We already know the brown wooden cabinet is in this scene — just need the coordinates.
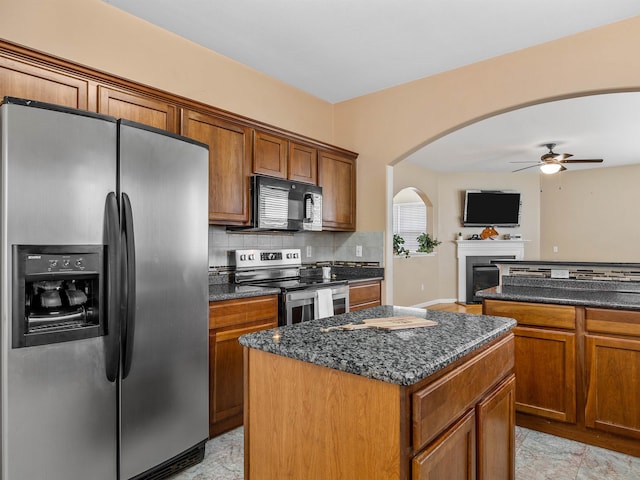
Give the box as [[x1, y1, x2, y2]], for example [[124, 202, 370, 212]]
[[97, 86, 179, 132], [208, 295, 278, 438], [349, 279, 382, 311], [484, 299, 640, 458], [252, 130, 287, 178], [0, 54, 88, 109], [0, 39, 358, 229], [477, 375, 516, 480], [245, 333, 515, 479], [412, 409, 477, 480], [182, 110, 252, 225], [483, 300, 577, 423], [318, 150, 356, 231], [288, 142, 317, 184], [585, 308, 640, 440]]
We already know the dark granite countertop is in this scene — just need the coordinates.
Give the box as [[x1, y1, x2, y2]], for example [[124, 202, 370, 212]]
[[208, 283, 280, 302], [238, 305, 516, 386], [490, 260, 640, 269], [477, 277, 640, 311]]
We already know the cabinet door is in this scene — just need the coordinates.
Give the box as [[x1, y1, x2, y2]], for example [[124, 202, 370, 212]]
[[513, 326, 576, 423], [477, 374, 515, 480], [253, 130, 287, 178], [182, 110, 252, 225], [585, 335, 640, 439], [318, 151, 356, 231], [349, 280, 382, 311], [413, 409, 477, 480], [0, 56, 88, 109], [288, 142, 317, 184], [97, 86, 178, 132], [209, 319, 276, 437]]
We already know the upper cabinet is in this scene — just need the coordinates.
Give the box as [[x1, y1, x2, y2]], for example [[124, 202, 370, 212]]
[[0, 53, 88, 109], [0, 40, 358, 230], [181, 110, 252, 225], [288, 142, 317, 184], [319, 151, 357, 231], [97, 86, 179, 133], [253, 130, 287, 179]]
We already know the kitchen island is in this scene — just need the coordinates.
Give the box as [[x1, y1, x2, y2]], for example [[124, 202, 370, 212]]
[[239, 305, 517, 479]]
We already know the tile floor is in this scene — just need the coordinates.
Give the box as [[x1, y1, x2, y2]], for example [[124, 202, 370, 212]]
[[171, 426, 640, 479]]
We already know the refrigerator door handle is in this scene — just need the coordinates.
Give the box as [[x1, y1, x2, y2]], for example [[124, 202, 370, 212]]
[[121, 192, 136, 380], [105, 192, 121, 382]]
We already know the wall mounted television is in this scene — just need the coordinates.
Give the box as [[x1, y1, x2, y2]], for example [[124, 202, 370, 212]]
[[463, 190, 521, 227]]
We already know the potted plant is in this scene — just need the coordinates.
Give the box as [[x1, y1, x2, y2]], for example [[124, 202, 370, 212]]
[[416, 233, 441, 253], [393, 234, 410, 258]]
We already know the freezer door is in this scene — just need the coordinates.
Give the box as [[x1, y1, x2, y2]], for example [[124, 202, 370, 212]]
[[0, 101, 118, 480], [118, 121, 209, 479]]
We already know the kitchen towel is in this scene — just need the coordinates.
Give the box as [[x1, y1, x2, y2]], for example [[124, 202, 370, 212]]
[[315, 288, 334, 319]]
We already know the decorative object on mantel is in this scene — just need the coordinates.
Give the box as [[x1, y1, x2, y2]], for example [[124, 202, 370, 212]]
[[457, 232, 463, 241], [416, 233, 441, 253], [393, 234, 410, 258], [480, 226, 499, 240]]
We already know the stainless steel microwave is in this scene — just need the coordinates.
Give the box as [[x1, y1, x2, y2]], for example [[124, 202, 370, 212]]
[[249, 175, 322, 231]]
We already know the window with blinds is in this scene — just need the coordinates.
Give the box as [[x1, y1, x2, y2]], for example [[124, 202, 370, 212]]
[[393, 202, 427, 253]]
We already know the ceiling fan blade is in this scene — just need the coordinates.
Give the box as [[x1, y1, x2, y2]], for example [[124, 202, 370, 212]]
[[560, 165, 567, 172], [560, 158, 604, 164], [509, 161, 539, 164], [512, 164, 541, 173]]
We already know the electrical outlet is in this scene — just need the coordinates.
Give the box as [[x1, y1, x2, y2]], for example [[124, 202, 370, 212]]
[[355, 245, 362, 257], [306, 245, 312, 257], [553, 246, 559, 253]]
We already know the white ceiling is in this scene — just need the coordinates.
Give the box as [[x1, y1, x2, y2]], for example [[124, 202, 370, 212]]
[[103, 0, 640, 173]]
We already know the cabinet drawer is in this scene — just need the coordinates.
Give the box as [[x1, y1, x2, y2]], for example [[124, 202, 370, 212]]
[[585, 308, 640, 337], [349, 280, 381, 306], [209, 295, 278, 329], [484, 299, 576, 329], [412, 334, 514, 451]]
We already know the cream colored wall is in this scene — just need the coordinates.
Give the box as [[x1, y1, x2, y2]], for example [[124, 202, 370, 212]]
[[334, 16, 640, 234], [540, 164, 640, 262], [0, 0, 334, 142], [394, 162, 540, 306], [392, 162, 440, 306]]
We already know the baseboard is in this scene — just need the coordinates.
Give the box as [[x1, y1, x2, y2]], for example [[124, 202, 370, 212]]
[[411, 298, 458, 308]]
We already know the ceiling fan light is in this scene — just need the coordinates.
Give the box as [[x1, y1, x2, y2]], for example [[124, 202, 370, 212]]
[[540, 163, 562, 174]]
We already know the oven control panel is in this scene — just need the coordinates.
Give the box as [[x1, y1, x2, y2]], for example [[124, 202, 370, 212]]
[[233, 249, 301, 268]]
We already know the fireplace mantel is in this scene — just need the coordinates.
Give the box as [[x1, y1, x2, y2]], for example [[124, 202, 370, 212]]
[[457, 240, 526, 303]]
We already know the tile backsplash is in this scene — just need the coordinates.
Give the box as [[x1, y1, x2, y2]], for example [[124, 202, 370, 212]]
[[208, 226, 384, 268]]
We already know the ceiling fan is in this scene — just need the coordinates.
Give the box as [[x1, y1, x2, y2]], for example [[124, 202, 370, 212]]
[[512, 143, 604, 174]]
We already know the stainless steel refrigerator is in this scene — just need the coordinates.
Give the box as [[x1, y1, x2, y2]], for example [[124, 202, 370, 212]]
[[0, 97, 209, 480]]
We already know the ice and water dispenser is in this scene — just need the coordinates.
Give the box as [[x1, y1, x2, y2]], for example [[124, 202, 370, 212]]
[[12, 245, 105, 348]]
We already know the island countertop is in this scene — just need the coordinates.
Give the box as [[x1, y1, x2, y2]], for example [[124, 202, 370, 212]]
[[238, 305, 516, 386]]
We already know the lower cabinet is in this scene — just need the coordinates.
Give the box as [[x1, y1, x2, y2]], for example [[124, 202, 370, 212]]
[[209, 295, 278, 438], [483, 300, 577, 423], [412, 409, 477, 480], [348, 279, 382, 311], [413, 374, 516, 480], [484, 299, 640, 457], [585, 308, 640, 440]]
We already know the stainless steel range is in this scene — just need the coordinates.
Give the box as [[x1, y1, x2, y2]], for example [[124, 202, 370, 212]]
[[233, 249, 349, 326]]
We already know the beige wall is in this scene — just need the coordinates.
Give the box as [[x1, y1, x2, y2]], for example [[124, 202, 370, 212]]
[[0, 0, 335, 142], [394, 162, 540, 306], [334, 16, 640, 235], [540, 164, 640, 262]]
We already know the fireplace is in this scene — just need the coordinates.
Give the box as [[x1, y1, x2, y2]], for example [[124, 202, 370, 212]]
[[465, 255, 514, 303], [456, 240, 526, 303]]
